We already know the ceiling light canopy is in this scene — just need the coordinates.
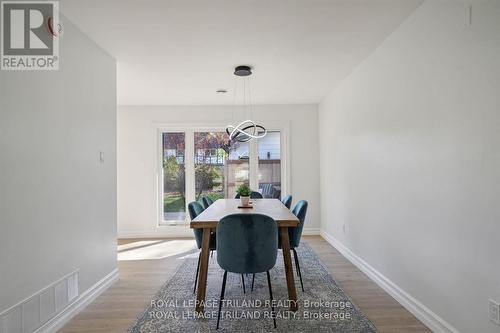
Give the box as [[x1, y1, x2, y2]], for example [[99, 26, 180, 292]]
[[234, 65, 252, 77]]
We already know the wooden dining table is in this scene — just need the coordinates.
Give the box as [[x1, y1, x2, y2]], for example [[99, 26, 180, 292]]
[[190, 198, 300, 313]]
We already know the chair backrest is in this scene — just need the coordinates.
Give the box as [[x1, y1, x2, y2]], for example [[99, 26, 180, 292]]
[[217, 214, 278, 274], [281, 195, 293, 209], [289, 200, 308, 248], [202, 196, 213, 208], [234, 191, 263, 199], [251, 191, 263, 199], [188, 201, 205, 249]]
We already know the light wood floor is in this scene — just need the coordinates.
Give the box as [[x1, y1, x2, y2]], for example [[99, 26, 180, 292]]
[[59, 236, 430, 333]]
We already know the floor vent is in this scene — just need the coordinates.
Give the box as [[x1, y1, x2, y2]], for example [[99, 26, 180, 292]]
[[0, 270, 79, 333]]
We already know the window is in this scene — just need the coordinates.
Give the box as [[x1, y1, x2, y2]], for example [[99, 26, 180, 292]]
[[194, 132, 229, 206], [162, 132, 186, 222], [258, 131, 281, 198], [159, 127, 286, 224], [227, 140, 250, 198]]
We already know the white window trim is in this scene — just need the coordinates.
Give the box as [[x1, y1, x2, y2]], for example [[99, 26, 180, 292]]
[[155, 122, 290, 226]]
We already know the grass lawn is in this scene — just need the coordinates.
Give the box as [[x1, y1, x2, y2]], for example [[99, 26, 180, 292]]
[[164, 193, 185, 212], [196, 191, 224, 205], [164, 191, 225, 212]]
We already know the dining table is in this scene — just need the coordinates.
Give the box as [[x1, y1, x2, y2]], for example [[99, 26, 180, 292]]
[[190, 198, 300, 313]]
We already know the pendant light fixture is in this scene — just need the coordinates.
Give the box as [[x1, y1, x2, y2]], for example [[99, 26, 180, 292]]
[[225, 65, 267, 143]]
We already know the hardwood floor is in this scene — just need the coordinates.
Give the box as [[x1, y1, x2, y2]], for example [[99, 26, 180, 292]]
[[58, 236, 430, 333], [306, 236, 430, 333]]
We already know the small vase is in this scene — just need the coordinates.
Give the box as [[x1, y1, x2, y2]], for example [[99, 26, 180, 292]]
[[240, 196, 250, 206]]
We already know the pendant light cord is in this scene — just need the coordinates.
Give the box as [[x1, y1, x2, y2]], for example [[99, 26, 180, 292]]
[[247, 76, 253, 122], [243, 76, 247, 119], [231, 76, 238, 124]]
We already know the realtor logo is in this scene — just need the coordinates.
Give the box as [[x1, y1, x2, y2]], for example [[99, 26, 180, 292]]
[[1, 1, 59, 70]]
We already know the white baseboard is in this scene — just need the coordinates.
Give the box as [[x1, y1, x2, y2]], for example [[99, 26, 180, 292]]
[[118, 226, 193, 239], [36, 268, 119, 333], [320, 230, 459, 333], [303, 228, 320, 235]]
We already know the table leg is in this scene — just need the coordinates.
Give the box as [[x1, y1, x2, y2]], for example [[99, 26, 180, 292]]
[[195, 227, 211, 312], [280, 227, 298, 311]]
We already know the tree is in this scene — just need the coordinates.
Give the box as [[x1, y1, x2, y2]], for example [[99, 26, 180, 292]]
[[195, 165, 219, 199], [163, 133, 185, 151], [163, 156, 185, 200], [194, 132, 238, 154]]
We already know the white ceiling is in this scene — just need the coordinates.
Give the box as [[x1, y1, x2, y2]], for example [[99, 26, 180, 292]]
[[61, 0, 423, 105]]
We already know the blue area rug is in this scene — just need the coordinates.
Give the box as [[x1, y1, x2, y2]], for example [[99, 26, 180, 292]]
[[128, 242, 377, 332]]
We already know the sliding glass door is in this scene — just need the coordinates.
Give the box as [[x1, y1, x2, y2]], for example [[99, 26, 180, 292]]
[[194, 132, 229, 205], [227, 140, 250, 198], [257, 131, 281, 198], [160, 128, 285, 224], [162, 132, 186, 222]]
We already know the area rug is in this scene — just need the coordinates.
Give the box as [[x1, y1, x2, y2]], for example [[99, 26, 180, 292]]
[[128, 242, 377, 332]]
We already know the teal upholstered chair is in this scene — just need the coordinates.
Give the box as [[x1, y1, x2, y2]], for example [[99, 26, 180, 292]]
[[250, 200, 308, 293], [281, 195, 293, 209], [202, 196, 214, 208], [188, 201, 216, 294], [216, 214, 278, 329], [283, 200, 308, 291], [234, 191, 263, 199], [189, 201, 246, 295]]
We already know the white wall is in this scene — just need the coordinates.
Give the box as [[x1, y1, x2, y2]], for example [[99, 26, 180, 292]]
[[319, 1, 500, 332], [0, 16, 117, 316], [118, 105, 320, 237]]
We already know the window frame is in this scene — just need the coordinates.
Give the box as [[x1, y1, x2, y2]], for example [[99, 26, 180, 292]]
[[156, 122, 290, 226]]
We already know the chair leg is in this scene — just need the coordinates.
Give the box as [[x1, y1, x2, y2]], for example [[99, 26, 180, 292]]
[[193, 251, 201, 294], [266, 271, 277, 328], [216, 271, 228, 330], [292, 248, 304, 292], [241, 274, 246, 294], [251, 273, 255, 292]]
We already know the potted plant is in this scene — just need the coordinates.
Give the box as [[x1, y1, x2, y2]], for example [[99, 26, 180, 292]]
[[237, 184, 252, 206]]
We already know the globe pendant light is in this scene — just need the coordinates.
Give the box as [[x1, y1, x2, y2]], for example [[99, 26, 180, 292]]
[[225, 66, 267, 143]]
